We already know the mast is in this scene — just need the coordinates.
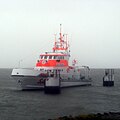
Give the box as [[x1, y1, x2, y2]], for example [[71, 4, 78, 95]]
[[53, 24, 69, 52], [60, 24, 62, 48]]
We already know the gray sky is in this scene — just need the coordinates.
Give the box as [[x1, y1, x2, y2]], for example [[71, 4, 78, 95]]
[[0, 0, 120, 68]]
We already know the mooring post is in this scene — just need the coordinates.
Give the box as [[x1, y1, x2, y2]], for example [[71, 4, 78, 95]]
[[103, 69, 114, 87]]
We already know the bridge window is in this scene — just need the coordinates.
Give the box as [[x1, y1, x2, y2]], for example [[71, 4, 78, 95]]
[[53, 56, 56, 59], [57, 56, 64, 59], [49, 56, 52, 59], [44, 56, 48, 59], [52, 56, 64, 59], [40, 56, 44, 59]]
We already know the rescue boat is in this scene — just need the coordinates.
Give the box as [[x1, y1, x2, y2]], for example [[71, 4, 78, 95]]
[[11, 25, 91, 90]]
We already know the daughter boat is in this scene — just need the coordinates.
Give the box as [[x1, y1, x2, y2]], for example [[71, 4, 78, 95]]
[[11, 25, 91, 90]]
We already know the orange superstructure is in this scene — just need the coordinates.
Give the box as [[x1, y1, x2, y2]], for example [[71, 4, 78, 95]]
[[36, 24, 70, 68], [36, 59, 68, 67]]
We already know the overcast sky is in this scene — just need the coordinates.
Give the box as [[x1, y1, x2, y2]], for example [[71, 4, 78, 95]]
[[0, 0, 120, 68]]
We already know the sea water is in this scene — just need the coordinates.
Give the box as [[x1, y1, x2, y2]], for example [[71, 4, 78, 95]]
[[0, 68, 120, 120]]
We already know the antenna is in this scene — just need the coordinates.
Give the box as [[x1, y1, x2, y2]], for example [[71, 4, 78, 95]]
[[18, 59, 22, 68], [54, 34, 57, 52], [60, 24, 62, 48], [60, 24, 62, 34], [52, 24, 69, 52]]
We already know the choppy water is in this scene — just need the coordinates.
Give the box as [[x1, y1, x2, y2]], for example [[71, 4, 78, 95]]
[[0, 68, 120, 120]]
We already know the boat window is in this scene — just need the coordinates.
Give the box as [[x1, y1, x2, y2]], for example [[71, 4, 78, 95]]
[[53, 56, 56, 59], [41, 56, 43, 59], [64, 56, 67, 60], [57, 56, 60, 59], [49, 56, 52, 59], [57, 56, 63, 59], [56, 56, 58, 59], [44, 56, 48, 59]]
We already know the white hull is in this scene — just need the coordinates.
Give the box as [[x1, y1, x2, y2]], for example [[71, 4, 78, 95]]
[[11, 68, 92, 90], [11, 68, 45, 90], [13, 76, 44, 90]]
